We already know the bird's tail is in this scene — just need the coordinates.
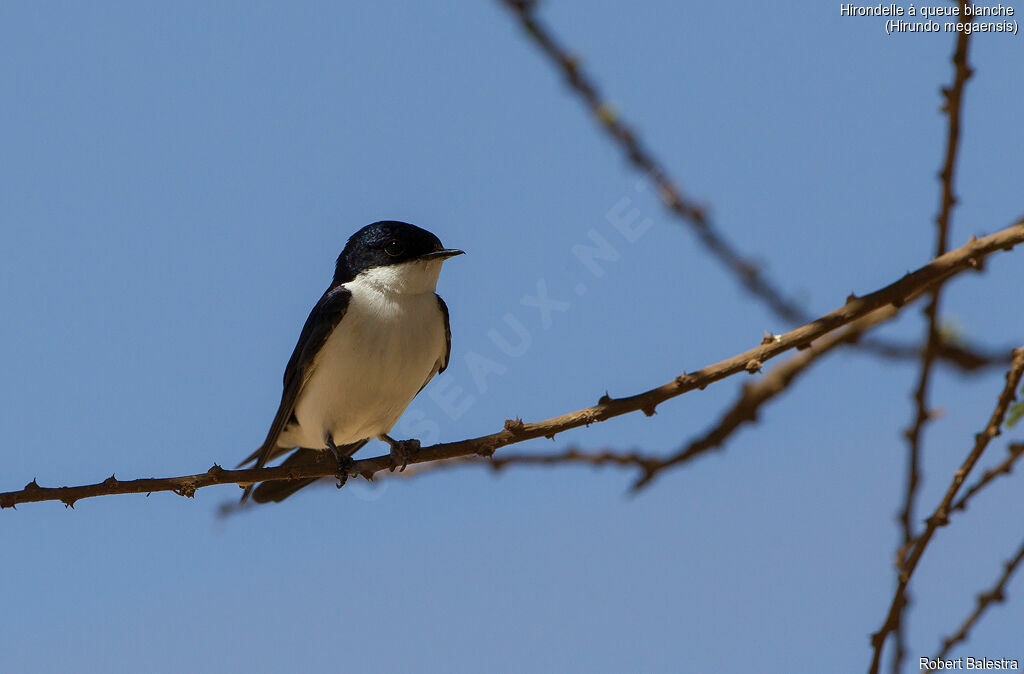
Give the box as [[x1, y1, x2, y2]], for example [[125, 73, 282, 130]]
[[237, 438, 285, 504], [248, 441, 367, 504]]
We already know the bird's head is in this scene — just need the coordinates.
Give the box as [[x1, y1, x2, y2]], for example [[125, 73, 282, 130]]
[[334, 221, 464, 293]]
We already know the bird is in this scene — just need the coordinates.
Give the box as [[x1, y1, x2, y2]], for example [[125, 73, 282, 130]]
[[237, 221, 463, 503]]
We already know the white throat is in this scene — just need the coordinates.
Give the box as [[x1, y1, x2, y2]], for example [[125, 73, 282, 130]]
[[351, 259, 444, 295]]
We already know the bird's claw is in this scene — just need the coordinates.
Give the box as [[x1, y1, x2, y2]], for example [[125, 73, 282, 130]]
[[327, 436, 354, 489], [334, 455, 355, 489], [382, 436, 420, 472]]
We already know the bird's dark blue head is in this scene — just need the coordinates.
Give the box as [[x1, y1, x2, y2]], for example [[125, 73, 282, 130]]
[[333, 221, 463, 285]]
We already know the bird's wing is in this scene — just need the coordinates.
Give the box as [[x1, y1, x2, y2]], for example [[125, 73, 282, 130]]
[[435, 293, 452, 374], [238, 285, 352, 471], [416, 293, 452, 395]]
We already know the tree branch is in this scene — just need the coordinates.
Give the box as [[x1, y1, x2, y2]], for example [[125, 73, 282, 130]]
[[396, 305, 906, 491], [889, 443, 1024, 562], [401, 446, 664, 479], [950, 442, 1024, 515], [869, 346, 1024, 674], [631, 307, 902, 491], [927, 536, 1024, 668], [893, 14, 974, 670], [3, 220, 1023, 509], [871, 340, 1014, 374], [498, 0, 807, 324], [498, 0, 1004, 377]]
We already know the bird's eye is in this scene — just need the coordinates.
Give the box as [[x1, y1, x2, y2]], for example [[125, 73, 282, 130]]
[[384, 239, 404, 257]]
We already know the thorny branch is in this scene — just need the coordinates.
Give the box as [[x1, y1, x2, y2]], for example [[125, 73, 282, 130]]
[[872, 340, 1013, 373], [890, 443, 1024, 558], [630, 308, 901, 491], [374, 306, 906, 491], [214, 447, 666, 516], [950, 442, 1024, 516], [399, 447, 664, 480], [868, 347, 1024, 674], [497, 0, 1005, 375], [893, 13, 974, 671], [3, 220, 1023, 509], [927, 537, 1024, 668], [499, 0, 809, 325]]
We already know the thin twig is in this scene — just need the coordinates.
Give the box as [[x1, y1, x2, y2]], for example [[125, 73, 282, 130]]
[[897, 443, 1024, 554], [395, 306, 905, 491], [869, 346, 1024, 674], [213, 447, 667, 516], [402, 447, 663, 478], [498, 0, 1006, 377], [873, 340, 1014, 373], [893, 13, 974, 671], [631, 308, 902, 491], [950, 443, 1024, 515], [927, 537, 1024, 668], [3, 221, 1022, 509], [499, 0, 806, 324]]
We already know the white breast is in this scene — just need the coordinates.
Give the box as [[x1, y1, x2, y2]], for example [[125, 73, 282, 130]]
[[280, 260, 447, 450]]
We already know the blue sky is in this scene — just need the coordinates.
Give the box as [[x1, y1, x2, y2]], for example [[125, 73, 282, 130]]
[[1, 2, 1022, 672]]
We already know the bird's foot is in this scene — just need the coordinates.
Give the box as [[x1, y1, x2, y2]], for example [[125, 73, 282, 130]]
[[327, 438, 356, 489], [333, 455, 355, 489], [379, 435, 420, 472]]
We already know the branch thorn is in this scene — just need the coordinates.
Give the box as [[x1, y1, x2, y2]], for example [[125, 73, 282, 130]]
[[504, 418, 526, 434]]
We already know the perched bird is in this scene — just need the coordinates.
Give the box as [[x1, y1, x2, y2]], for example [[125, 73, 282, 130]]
[[238, 221, 463, 503]]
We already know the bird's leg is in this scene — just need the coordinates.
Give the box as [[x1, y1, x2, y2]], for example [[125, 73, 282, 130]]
[[326, 435, 355, 489], [379, 434, 420, 472]]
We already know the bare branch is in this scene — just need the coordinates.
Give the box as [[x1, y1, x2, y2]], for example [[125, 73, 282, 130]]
[[926, 537, 1024, 668], [498, 0, 806, 324], [212, 447, 667, 517], [631, 307, 902, 491], [410, 307, 906, 491], [893, 14, 975, 669], [370, 360, 1020, 499], [498, 0, 1004, 377], [950, 442, 1024, 515], [399, 447, 663, 479], [2, 221, 1023, 509], [869, 346, 1024, 674], [870, 340, 1014, 374], [893, 441, 1024, 563]]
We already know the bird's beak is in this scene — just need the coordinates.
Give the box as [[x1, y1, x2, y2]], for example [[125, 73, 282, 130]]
[[421, 248, 465, 260]]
